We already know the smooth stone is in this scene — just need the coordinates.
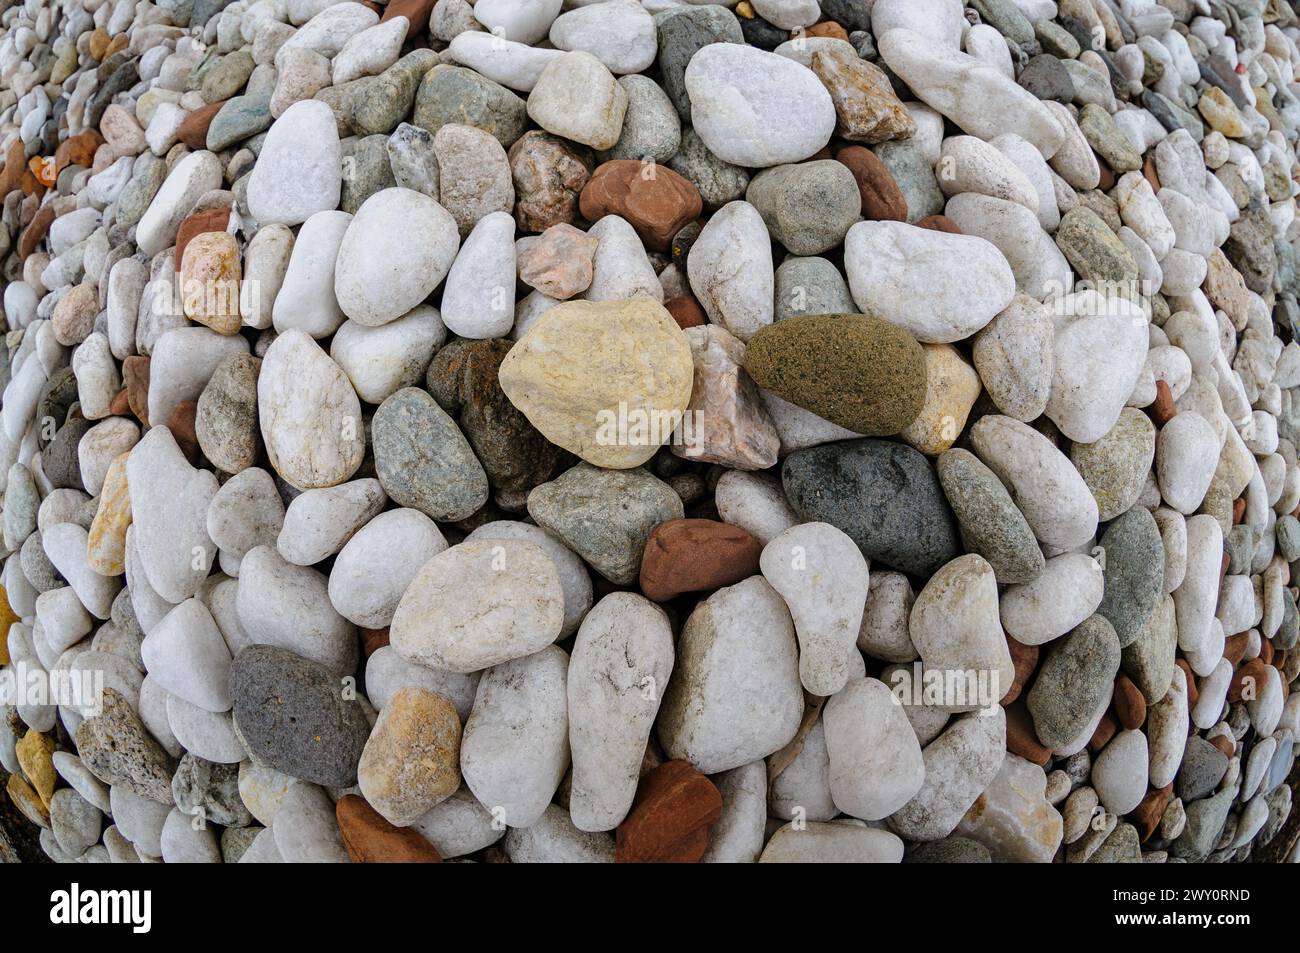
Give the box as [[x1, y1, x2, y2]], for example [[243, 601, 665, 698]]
[[937, 448, 1045, 585], [824, 676, 925, 820], [1026, 615, 1122, 751], [389, 539, 564, 673], [358, 686, 462, 825], [246, 100, 341, 225], [330, 306, 446, 405], [230, 645, 369, 786], [844, 220, 1016, 344], [1071, 408, 1157, 522], [687, 200, 774, 342], [277, 479, 387, 566], [1000, 553, 1105, 647], [782, 439, 960, 576], [526, 463, 683, 586], [329, 509, 447, 628], [657, 576, 803, 775], [1096, 507, 1165, 649]]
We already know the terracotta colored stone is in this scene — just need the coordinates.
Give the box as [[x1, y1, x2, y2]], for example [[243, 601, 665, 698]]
[[0, 135, 25, 197], [579, 160, 703, 252], [1002, 637, 1038, 706], [1259, 639, 1274, 666], [104, 33, 129, 59], [123, 356, 151, 427], [1131, 783, 1172, 842], [1113, 674, 1146, 730], [1176, 658, 1198, 706], [664, 295, 707, 330], [109, 388, 131, 417], [382, 0, 436, 35], [168, 401, 200, 461], [516, 222, 598, 299], [1005, 700, 1051, 765], [638, 518, 762, 603], [362, 627, 390, 657], [29, 155, 55, 188], [54, 130, 103, 173], [18, 203, 56, 259], [1141, 153, 1160, 193], [1096, 158, 1116, 193], [1209, 734, 1234, 759], [806, 21, 849, 40], [180, 231, 242, 335], [1149, 378, 1175, 426], [836, 145, 907, 222], [1086, 709, 1118, 754], [1232, 497, 1246, 525], [615, 760, 722, 863], [336, 794, 442, 863], [178, 101, 225, 151], [174, 208, 231, 274], [916, 214, 962, 233], [52, 283, 99, 346]]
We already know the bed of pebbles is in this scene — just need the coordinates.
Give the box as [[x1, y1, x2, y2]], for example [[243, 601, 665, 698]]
[[1, 0, 1300, 864]]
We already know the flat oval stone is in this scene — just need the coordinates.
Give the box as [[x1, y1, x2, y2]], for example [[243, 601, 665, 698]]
[[684, 43, 835, 168], [246, 99, 342, 225], [372, 387, 488, 522], [257, 329, 365, 490], [1026, 615, 1121, 751], [229, 644, 370, 787], [824, 676, 924, 820], [389, 539, 564, 673], [638, 518, 761, 603], [1095, 506, 1165, 649], [937, 448, 1044, 585], [782, 438, 960, 576], [333, 187, 461, 327], [1070, 408, 1156, 522], [744, 314, 925, 436], [568, 592, 675, 832], [656, 576, 803, 774]]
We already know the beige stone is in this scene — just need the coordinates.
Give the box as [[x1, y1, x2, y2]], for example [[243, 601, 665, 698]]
[[673, 325, 778, 470], [357, 687, 461, 826], [86, 452, 132, 576], [15, 729, 56, 808], [498, 298, 694, 469], [899, 344, 981, 456], [181, 231, 242, 335]]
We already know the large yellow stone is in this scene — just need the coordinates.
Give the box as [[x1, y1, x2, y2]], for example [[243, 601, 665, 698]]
[[498, 298, 694, 469], [86, 452, 132, 576], [0, 582, 16, 664], [180, 231, 242, 335], [7, 772, 50, 829], [900, 344, 982, 456], [15, 729, 56, 808]]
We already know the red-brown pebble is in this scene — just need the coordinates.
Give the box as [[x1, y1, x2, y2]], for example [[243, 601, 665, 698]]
[[664, 294, 707, 330], [1002, 637, 1038, 707], [1131, 784, 1173, 842], [615, 760, 722, 863], [835, 145, 907, 221], [639, 518, 762, 603], [123, 355, 151, 427], [1005, 700, 1051, 766], [915, 214, 962, 233], [362, 627, 390, 657], [1086, 709, 1118, 754], [336, 795, 442, 863], [178, 101, 225, 151], [1113, 674, 1146, 729], [579, 160, 703, 252], [1149, 379, 1176, 426], [1229, 658, 1270, 703]]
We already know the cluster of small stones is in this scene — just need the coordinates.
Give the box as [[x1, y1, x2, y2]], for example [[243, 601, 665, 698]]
[[2, 0, 1300, 865]]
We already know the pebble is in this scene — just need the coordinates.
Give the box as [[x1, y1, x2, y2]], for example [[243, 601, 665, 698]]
[[229, 644, 370, 787], [1027, 615, 1122, 752], [390, 539, 563, 672], [657, 577, 802, 774], [782, 439, 960, 576], [246, 100, 341, 225], [359, 686, 462, 825], [372, 387, 488, 521]]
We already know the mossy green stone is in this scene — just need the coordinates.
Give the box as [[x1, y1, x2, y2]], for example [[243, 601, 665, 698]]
[[743, 313, 926, 436]]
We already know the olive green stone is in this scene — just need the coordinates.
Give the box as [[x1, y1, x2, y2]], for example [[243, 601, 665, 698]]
[[1070, 407, 1155, 521], [743, 313, 925, 436]]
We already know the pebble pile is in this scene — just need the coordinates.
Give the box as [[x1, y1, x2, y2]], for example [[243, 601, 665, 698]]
[[1, 0, 1299, 865]]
